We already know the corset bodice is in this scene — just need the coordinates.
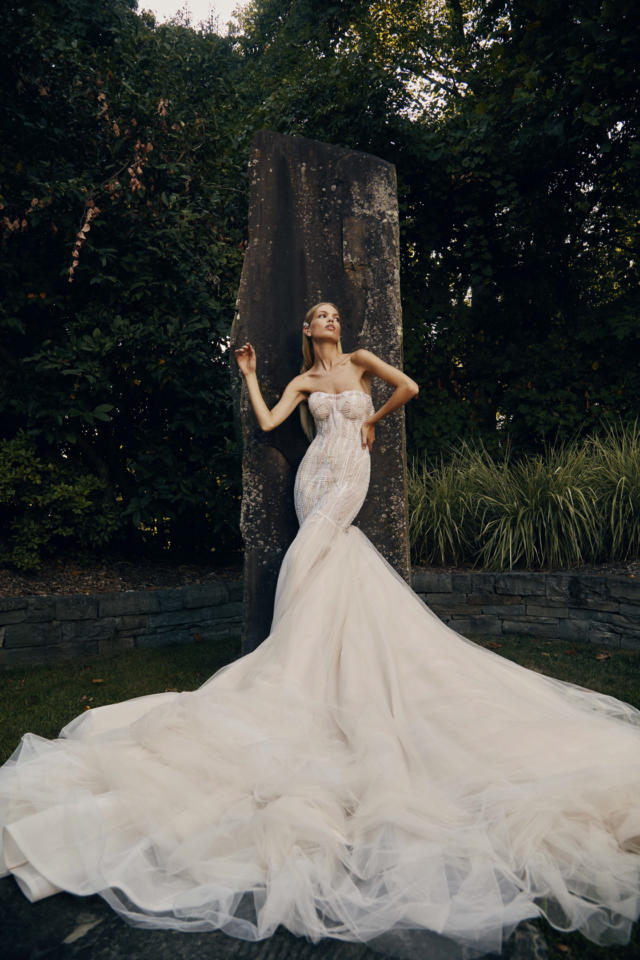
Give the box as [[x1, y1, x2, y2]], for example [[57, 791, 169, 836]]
[[293, 390, 373, 529]]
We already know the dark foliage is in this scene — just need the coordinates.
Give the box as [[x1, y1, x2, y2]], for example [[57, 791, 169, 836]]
[[1, 0, 638, 567]]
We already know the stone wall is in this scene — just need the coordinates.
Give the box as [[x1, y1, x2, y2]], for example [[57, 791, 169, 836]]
[[1, 570, 638, 670], [0, 581, 243, 670], [413, 570, 640, 649]]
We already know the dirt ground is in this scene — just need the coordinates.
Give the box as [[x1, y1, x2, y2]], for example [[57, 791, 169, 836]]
[[1, 553, 637, 599], [0, 555, 243, 598]]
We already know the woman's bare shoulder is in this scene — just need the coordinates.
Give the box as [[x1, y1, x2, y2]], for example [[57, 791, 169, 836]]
[[288, 372, 313, 396], [350, 348, 380, 367]]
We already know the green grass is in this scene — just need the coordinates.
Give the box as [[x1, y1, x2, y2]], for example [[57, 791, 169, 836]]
[[1, 633, 639, 958], [0, 635, 240, 764], [409, 420, 640, 569], [475, 634, 640, 709], [539, 922, 640, 960]]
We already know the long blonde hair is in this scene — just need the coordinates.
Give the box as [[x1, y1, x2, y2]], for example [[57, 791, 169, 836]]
[[299, 302, 342, 441]]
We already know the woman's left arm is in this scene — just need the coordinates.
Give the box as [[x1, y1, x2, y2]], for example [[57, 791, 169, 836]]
[[351, 349, 419, 451]]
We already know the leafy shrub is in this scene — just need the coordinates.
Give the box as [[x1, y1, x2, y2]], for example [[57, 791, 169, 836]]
[[1, 0, 246, 566], [0, 433, 123, 570]]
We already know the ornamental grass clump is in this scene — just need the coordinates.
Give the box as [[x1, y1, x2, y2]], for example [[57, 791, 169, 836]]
[[408, 441, 487, 565], [409, 426, 640, 570], [408, 448, 466, 565], [586, 420, 640, 562], [475, 443, 599, 570]]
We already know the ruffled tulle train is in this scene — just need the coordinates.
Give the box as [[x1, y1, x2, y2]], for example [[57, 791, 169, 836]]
[[1, 513, 640, 958]]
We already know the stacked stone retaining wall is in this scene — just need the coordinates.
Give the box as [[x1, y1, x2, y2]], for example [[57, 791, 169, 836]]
[[413, 570, 640, 649], [0, 581, 243, 670], [1, 570, 638, 670]]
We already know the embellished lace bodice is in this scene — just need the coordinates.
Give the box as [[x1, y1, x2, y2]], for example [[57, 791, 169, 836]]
[[293, 390, 373, 529]]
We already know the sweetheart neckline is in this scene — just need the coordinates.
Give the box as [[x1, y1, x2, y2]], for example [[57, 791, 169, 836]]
[[308, 390, 373, 401]]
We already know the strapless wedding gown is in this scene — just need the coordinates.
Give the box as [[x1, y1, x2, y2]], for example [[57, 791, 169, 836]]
[[1, 389, 640, 958]]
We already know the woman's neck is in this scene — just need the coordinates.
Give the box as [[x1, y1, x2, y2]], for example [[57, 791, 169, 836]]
[[312, 341, 342, 371]]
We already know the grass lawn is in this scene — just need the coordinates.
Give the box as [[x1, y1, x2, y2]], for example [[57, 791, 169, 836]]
[[1, 632, 639, 959], [0, 634, 240, 764]]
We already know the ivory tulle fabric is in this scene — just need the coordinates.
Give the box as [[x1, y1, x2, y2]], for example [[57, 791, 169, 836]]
[[1, 389, 640, 958]]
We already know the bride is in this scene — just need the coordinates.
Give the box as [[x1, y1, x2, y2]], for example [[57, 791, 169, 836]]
[[1, 300, 640, 959]]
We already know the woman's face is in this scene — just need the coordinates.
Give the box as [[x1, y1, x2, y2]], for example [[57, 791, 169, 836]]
[[305, 303, 341, 343]]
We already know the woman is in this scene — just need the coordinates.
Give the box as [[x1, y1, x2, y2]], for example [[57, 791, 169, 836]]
[[234, 301, 418, 451], [1, 301, 639, 960]]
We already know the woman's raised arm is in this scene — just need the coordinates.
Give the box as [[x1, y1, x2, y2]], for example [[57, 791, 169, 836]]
[[234, 342, 305, 432], [351, 349, 419, 451]]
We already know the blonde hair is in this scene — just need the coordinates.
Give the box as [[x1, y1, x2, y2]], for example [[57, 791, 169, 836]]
[[299, 302, 342, 441]]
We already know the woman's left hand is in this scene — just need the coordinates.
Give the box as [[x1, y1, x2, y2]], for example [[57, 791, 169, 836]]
[[361, 420, 375, 451]]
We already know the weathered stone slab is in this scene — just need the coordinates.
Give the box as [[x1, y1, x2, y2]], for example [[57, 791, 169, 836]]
[[495, 574, 546, 596], [466, 593, 502, 606], [423, 592, 469, 608], [568, 606, 620, 623], [572, 598, 619, 612], [608, 580, 640, 602], [526, 603, 569, 618], [146, 609, 201, 629], [213, 602, 243, 620], [441, 604, 482, 618], [485, 594, 523, 605], [563, 575, 610, 602], [452, 573, 496, 594], [545, 576, 571, 600], [98, 592, 161, 617], [412, 571, 452, 593], [4, 622, 60, 648], [0, 609, 27, 625], [444, 617, 472, 634], [588, 622, 623, 646], [619, 601, 640, 617], [61, 619, 116, 642], [231, 130, 408, 652], [156, 589, 187, 612], [609, 611, 640, 628], [115, 614, 148, 634], [554, 619, 588, 641], [22, 597, 56, 622], [55, 596, 98, 621], [502, 618, 559, 637], [0, 597, 27, 613], [483, 604, 526, 617], [182, 583, 228, 608]]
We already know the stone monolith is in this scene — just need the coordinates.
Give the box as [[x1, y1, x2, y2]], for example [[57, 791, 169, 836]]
[[231, 130, 409, 653]]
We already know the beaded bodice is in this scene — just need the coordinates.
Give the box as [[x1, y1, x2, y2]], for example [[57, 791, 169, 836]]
[[293, 390, 373, 530]]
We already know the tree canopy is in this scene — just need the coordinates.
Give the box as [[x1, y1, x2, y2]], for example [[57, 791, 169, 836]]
[[1, 0, 638, 566], [233, 0, 640, 453]]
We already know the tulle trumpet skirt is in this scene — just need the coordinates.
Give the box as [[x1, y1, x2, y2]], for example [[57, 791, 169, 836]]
[[1, 512, 640, 956]]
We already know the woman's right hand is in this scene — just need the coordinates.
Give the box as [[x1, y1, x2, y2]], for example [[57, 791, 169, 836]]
[[234, 342, 257, 377]]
